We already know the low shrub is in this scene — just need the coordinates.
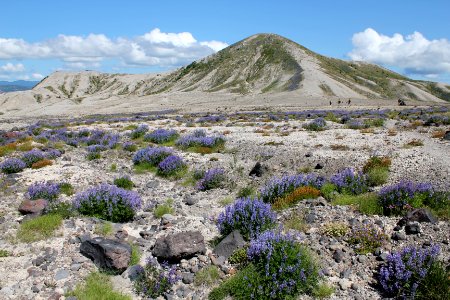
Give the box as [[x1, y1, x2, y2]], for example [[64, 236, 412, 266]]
[[130, 124, 149, 139], [237, 186, 256, 198], [217, 197, 276, 240], [194, 265, 221, 286], [321, 222, 348, 237], [330, 168, 369, 195], [157, 155, 187, 177], [31, 159, 53, 169], [366, 167, 389, 186], [378, 181, 435, 216], [320, 182, 337, 201], [260, 173, 325, 204], [272, 186, 321, 210], [17, 214, 62, 242], [378, 244, 449, 299], [134, 257, 181, 298], [196, 168, 226, 191], [73, 184, 141, 222], [303, 117, 327, 131], [362, 156, 391, 173], [21, 149, 46, 167], [113, 175, 134, 190], [94, 222, 113, 237], [130, 244, 141, 266], [132, 147, 172, 169], [144, 129, 178, 144], [228, 247, 248, 266], [154, 199, 174, 218], [0, 249, 10, 257], [176, 129, 225, 152], [44, 201, 75, 219], [59, 182, 74, 195], [283, 212, 309, 232], [86, 152, 101, 160], [122, 141, 137, 152], [0, 157, 26, 173], [27, 181, 60, 201], [332, 193, 383, 215], [348, 222, 387, 254]]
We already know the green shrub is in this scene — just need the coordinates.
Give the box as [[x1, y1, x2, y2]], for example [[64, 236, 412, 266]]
[[129, 244, 141, 266], [228, 247, 248, 267], [312, 281, 334, 299], [320, 183, 337, 201], [194, 266, 221, 286], [332, 193, 382, 215], [0, 249, 10, 257], [366, 167, 389, 186], [67, 272, 131, 300], [59, 182, 74, 196], [110, 163, 117, 172], [45, 201, 76, 219], [113, 176, 134, 190], [94, 222, 113, 237], [321, 222, 348, 237], [237, 186, 255, 198], [17, 214, 63, 242], [86, 152, 101, 160], [154, 199, 174, 218]]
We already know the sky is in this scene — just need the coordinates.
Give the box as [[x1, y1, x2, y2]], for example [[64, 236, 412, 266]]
[[0, 0, 449, 82]]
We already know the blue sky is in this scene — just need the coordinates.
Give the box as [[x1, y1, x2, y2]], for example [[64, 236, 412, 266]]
[[1, 0, 449, 82]]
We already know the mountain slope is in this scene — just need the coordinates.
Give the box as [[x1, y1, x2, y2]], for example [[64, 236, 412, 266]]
[[0, 33, 449, 116]]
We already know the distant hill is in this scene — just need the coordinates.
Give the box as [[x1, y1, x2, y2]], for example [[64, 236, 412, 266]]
[[0, 33, 449, 117], [0, 80, 38, 93]]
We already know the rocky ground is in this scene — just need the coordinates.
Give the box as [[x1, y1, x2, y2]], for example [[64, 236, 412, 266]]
[[0, 109, 449, 299]]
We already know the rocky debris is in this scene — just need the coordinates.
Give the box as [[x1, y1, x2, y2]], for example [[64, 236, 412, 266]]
[[80, 237, 131, 272], [213, 230, 246, 259], [405, 223, 421, 235], [18, 199, 48, 215], [443, 130, 450, 141], [392, 232, 407, 241], [183, 195, 198, 206], [399, 208, 437, 225], [152, 231, 206, 262]]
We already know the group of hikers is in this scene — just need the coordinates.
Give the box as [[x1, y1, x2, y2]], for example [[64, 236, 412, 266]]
[[329, 98, 407, 106]]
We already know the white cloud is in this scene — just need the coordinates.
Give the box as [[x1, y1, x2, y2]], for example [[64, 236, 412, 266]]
[[0, 62, 25, 73], [348, 28, 450, 76], [0, 28, 228, 68], [31, 73, 44, 80]]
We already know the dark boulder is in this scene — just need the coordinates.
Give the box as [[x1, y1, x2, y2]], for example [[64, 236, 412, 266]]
[[444, 131, 450, 141], [18, 199, 48, 215], [405, 223, 420, 235], [399, 208, 437, 225], [152, 231, 205, 262], [213, 230, 246, 259], [249, 162, 267, 177], [80, 237, 131, 272]]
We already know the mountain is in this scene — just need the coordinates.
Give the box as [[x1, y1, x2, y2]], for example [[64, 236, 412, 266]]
[[0, 34, 449, 116], [0, 80, 38, 93]]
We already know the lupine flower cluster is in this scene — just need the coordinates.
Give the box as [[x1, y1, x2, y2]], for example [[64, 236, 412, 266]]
[[217, 197, 277, 239], [379, 244, 440, 299], [302, 117, 327, 131], [132, 147, 172, 166], [0, 158, 26, 174], [43, 148, 62, 159], [348, 222, 387, 254], [21, 149, 46, 167], [346, 119, 369, 129], [157, 154, 186, 177], [330, 168, 369, 195], [144, 129, 178, 144], [73, 184, 141, 222], [196, 168, 226, 191], [260, 173, 325, 203], [130, 124, 149, 139], [246, 230, 319, 298], [196, 115, 225, 123], [86, 144, 107, 153], [27, 181, 60, 201], [134, 256, 181, 298], [378, 181, 435, 216], [176, 129, 225, 149]]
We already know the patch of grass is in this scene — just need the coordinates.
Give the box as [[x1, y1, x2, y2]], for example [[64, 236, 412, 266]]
[[67, 272, 132, 300], [17, 141, 34, 151], [237, 186, 256, 198], [94, 222, 113, 237], [218, 196, 234, 206], [87, 152, 101, 161], [194, 265, 221, 286], [298, 166, 312, 173], [17, 214, 63, 242], [129, 244, 141, 266], [123, 124, 138, 131], [0, 249, 10, 257], [283, 212, 309, 232], [320, 183, 337, 201], [332, 193, 382, 215], [133, 162, 157, 174], [312, 281, 334, 299], [0, 143, 17, 157], [153, 199, 174, 218], [403, 139, 424, 148], [60, 182, 74, 196], [110, 163, 117, 172], [366, 166, 389, 186], [113, 176, 134, 190]]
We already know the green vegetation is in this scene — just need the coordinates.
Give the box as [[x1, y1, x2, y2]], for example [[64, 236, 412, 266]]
[[67, 272, 132, 300], [153, 199, 174, 218], [194, 266, 221, 286], [332, 193, 383, 215], [283, 212, 309, 232], [94, 222, 113, 237], [311, 282, 335, 299], [425, 82, 450, 102], [0, 249, 10, 257], [237, 186, 256, 198], [129, 244, 141, 266], [321, 222, 348, 237], [59, 182, 74, 196], [110, 163, 117, 172], [17, 214, 63, 242], [113, 176, 134, 190]]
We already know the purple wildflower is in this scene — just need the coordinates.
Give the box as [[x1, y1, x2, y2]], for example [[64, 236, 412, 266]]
[[330, 168, 369, 195], [143, 129, 178, 144], [27, 181, 60, 201], [196, 168, 226, 191], [21, 149, 46, 167], [0, 158, 26, 174], [157, 155, 186, 176], [132, 146, 172, 166]]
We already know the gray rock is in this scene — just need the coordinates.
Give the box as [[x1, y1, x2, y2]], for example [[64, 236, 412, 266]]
[[392, 232, 407, 241], [333, 249, 345, 263], [182, 272, 195, 284], [213, 230, 246, 259], [211, 255, 226, 266], [183, 195, 198, 206], [80, 237, 131, 272], [351, 283, 361, 291], [152, 231, 206, 262], [122, 265, 144, 281], [115, 229, 128, 240], [305, 213, 316, 224], [314, 163, 324, 169], [249, 162, 267, 177], [405, 223, 420, 235], [55, 269, 70, 281], [70, 264, 81, 271], [161, 214, 175, 225], [18, 199, 48, 215], [339, 279, 351, 290], [443, 130, 450, 141], [405, 209, 437, 224], [357, 255, 367, 263], [146, 180, 159, 189]]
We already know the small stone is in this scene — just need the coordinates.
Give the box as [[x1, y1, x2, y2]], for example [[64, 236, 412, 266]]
[[392, 232, 407, 241], [31, 286, 40, 293], [333, 249, 345, 263], [70, 264, 81, 271], [305, 213, 316, 224], [182, 272, 194, 284], [393, 225, 402, 231], [351, 283, 360, 291], [379, 253, 389, 261], [115, 229, 128, 240], [340, 269, 351, 278], [55, 269, 70, 281], [18, 199, 48, 215], [183, 195, 198, 206], [339, 279, 351, 290], [314, 163, 324, 169], [322, 267, 332, 276], [161, 214, 175, 225], [123, 265, 144, 281], [357, 255, 367, 263], [32, 256, 45, 266], [211, 255, 226, 266], [405, 223, 420, 235]]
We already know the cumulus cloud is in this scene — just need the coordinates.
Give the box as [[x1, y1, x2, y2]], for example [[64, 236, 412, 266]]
[[0, 28, 228, 69], [348, 28, 450, 76], [0, 62, 25, 73]]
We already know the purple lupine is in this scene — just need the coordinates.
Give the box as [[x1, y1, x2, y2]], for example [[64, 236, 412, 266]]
[[144, 129, 178, 144], [73, 184, 141, 222], [348, 222, 387, 254], [157, 155, 186, 176], [0, 158, 26, 174], [176, 129, 225, 149], [44, 148, 62, 159], [302, 117, 327, 131], [21, 149, 46, 167], [379, 244, 440, 298], [330, 168, 369, 195], [217, 197, 276, 239], [132, 147, 172, 166], [378, 181, 434, 216], [122, 141, 137, 152], [260, 173, 325, 203], [196, 168, 226, 191], [130, 124, 149, 139], [27, 181, 60, 201], [86, 144, 107, 152]]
